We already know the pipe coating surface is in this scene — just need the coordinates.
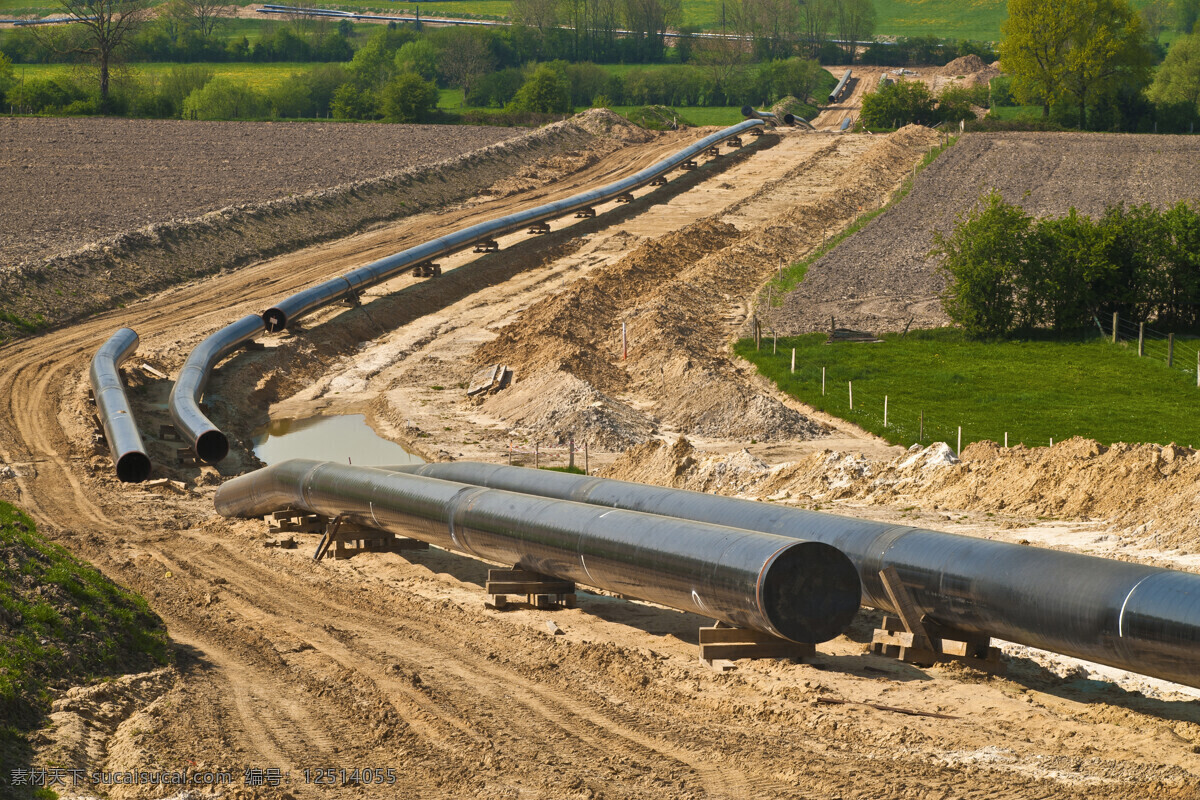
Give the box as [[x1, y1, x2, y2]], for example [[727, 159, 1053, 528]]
[[214, 460, 862, 643], [89, 328, 151, 482]]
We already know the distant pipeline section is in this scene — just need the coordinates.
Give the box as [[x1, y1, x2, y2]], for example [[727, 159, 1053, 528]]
[[167, 119, 766, 464], [395, 462, 1200, 690], [90, 328, 151, 483], [829, 69, 853, 103], [214, 460, 863, 644]]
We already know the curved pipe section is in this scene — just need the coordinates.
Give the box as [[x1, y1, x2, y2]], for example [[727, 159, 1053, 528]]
[[168, 314, 266, 464], [829, 69, 852, 103], [214, 460, 862, 643], [89, 328, 151, 483], [740, 106, 780, 127], [399, 461, 1200, 688], [262, 119, 766, 333], [781, 114, 815, 130]]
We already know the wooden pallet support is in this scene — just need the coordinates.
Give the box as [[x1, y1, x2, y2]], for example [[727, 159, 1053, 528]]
[[267, 509, 328, 534], [869, 567, 1005, 673], [159, 424, 182, 442], [726, 136, 743, 147], [705, 146, 720, 157], [474, 239, 500, 253], [749, 127, 764, 137], [679, 159, 699, 171], [310, 515, 429, 560], [614, 192, 635, 204], [485, 568, 576, 610], [574, 207, 596, 218], [527, 222, 551, 234], [413, 262, 442, 278], [649, 176, 667, 186], [698, 625, 814, 671], [176, 447, 198, 466]]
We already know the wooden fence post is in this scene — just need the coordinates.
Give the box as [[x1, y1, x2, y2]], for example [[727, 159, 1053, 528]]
[[1112, 312, 1118, 344], [790, 348, 795, 374], [919, 410, 924, 443], [957, 426, 961, 455], [1168, 333, 1174, 367], [849, 381, 853, 410], [884, 395, 888, 427], [535, 443, 539, 469], [822, 366, 826, 396], [1138, 322, 1145, 357]]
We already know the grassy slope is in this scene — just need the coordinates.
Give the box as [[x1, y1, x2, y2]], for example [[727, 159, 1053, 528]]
[[736, 329, 1200, 450], [0, 502, 170, 796]]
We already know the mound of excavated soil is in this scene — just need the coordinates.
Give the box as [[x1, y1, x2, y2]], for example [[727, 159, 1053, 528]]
[[774, 132, 1200, 334], [603, 435, 1200, 552]]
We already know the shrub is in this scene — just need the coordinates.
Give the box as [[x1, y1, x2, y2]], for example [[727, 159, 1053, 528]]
[[860, 79, 939, 128], [181, 77, 263, 120], [331, 83, 378, 119], [511, 63, 571, 113], [380, 71, 439, 122]]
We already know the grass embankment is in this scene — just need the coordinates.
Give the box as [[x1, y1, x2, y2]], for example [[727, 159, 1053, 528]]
[[736, 329, 1200, 449], [0, 502, 170, 795]]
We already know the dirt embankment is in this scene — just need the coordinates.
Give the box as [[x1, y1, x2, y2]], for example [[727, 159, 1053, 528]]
[[463, 126, 943, 451], [773, 132, 1200, 335], [604, 435, 1200, 554], [0, 111, 649, 342]]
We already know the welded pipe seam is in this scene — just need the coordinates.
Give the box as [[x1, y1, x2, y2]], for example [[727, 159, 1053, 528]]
[[396, 461, 1200, 689], [168, 314, 266, 464], [89, 327, 152, 483], [261, 118, 766, 332], [213, 460, 863, 643]]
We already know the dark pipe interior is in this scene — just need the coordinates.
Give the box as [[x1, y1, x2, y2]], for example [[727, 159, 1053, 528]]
[[196, 430, 230, 464], [115, 451, 152, 483], [761, 541, 862, 643]]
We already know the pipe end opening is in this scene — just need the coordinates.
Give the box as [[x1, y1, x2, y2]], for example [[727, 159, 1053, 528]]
[[760, 542, 862, 644], [263, 309, 288, 334], [115, 451, 152, 483], [783, 113, 796, 125], [196, 430, 230, 464], [740, 105, 755, 118]]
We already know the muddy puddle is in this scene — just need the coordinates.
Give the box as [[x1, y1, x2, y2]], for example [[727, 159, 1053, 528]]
[[252, 413, 423, 466]]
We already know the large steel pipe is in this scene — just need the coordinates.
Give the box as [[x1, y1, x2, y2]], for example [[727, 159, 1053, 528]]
[[89, 328, 151, 483], [214, 460, 862, 643], [829, 69, 852, 103], [740, 106, 780, 127], [168, 314, 266, 464], [262, 119, 766, 333], [398, 462, 1200, 688]]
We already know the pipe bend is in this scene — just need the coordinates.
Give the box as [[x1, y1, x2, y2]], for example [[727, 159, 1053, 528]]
[[90, 327, 151, 482]]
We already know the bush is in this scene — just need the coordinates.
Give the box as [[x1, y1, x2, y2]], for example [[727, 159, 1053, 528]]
[[511, 62, 571, 113], [466, 66, 524, 107], [181, 77, 263, 119], [6, 76, 88, 114], [331, 82, 378, 119], [860, 79, 939, 128], [380, 71, 438, 122], [0, 53, 14, 106]]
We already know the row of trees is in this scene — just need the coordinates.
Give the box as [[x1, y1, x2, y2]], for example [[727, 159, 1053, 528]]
[[859, 79, 989, 128], [934, 191, 1200, 338]]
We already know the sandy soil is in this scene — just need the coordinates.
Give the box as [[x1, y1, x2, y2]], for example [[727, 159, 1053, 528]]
[[774, 131, 1200, 334], [1, 118, 1199, 799]]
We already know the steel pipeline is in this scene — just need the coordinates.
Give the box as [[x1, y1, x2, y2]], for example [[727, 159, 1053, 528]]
[[740, 106, 780, 127], [214, 460, 862, 643], [168, 314, 266, 464], [89, 328, 151, 483], [262, 119, 766, 333], [829, 69, 852, 103], [395, 462, 1200, 688]]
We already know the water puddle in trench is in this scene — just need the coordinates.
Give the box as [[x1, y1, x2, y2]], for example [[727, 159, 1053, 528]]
[[252, 413, 423, 466]]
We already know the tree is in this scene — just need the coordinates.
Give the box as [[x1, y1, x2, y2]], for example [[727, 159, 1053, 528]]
[[999, 0, 1074, 117], [510, 0, 558, 32], [438, 30, 494, 105], [623, 0, 680, 62], [181, 77, 262, 119], [395, 39, 439, 82], [380, 71, 439, 122], [1148, 32, 1200, 110], [178, 0, 231, 39], [0, 53, 15, 106], [835, 0, 875, 64], [798, 0, 834, 59], [1057, 0, 1151, 129], [731, 0, 799, 61], [36, 0, 153, 104], [931, 190, 1033, 339], [1001, 0, 1151, 125], [511, 63, 571, 112]]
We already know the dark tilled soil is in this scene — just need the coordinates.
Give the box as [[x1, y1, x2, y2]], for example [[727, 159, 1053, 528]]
[[0, 117, 522, 266], [775, 132, 1200, 334]]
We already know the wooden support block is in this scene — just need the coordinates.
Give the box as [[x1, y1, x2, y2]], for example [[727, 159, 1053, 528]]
[[680, 160, 698, 171], [614, 192, 635, 204], [159, 424, 181, 441], [650, 176, 667, 186], [879, 567, 933, 651], [527, 222, 551, 234], [176, 447, 197, 466], [726, 136, 743, 147], [749, 127, 764, 136], [705, 146, 720, 157], [474, 239, 500, 253], [575, 207, 596, 218], [698, 626, 813, 668], [485, 568, 575, 609], [140, 362, 168, 380]]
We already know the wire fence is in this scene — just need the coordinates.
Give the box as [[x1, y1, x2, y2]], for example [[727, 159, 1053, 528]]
[[1099, 312, 1200, 385], [504, 440, 609, 473]]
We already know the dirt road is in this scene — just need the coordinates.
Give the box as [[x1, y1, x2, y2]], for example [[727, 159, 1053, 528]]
[[2, 124, 1198, 799]]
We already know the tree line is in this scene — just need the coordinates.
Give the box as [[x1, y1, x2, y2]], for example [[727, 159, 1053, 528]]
[[934, 191, 1200, 338]]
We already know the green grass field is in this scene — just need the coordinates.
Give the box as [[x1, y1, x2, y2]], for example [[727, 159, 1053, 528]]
[[736, 329, 1200, 449], [11, 61, 322, 90], [988, 105, 1043, 120]]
